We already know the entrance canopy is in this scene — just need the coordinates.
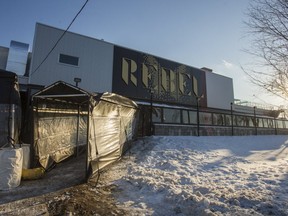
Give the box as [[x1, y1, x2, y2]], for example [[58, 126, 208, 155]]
[[32, 81, 138, 178]]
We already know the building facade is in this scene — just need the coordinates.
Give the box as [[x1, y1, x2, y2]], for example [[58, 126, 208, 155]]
[[1, 23, 287, 136], [29, 23, 234, 110]]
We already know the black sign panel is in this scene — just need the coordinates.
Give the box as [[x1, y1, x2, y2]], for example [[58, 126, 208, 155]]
[[112, 46, 207, 107]]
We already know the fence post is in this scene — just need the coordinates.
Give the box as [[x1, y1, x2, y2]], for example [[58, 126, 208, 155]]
[[254, 106, 257, 135], [230, 102, 234, 136]]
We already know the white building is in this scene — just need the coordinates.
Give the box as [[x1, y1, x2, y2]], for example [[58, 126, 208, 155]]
[[29, 23, 234, 111], [3, 23, 284, 136]]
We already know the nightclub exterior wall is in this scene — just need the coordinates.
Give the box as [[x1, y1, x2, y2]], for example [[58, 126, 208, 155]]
[[29, 23, 233, 112], [25, 23, 287, 137]]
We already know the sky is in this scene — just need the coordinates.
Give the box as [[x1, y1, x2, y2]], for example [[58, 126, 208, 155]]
[[0, 0, 285, 107]]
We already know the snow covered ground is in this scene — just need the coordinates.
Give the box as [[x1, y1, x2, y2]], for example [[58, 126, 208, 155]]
[[1, 135, 288, 215], [109, 135, 288, 215]]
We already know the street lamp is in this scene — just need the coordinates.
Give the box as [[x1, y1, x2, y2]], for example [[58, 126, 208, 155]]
[[149, 88, 154, 136], [192, 78, 204, 136], [74, 77, 81, 87], [230, 102, 234, 136], [196, 96, 200, 136], [194, 94, 204, 137], [254, 106, 257, 135]]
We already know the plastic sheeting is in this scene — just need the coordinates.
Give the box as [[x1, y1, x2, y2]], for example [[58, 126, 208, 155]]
[[0, 104, 21, 147], [32, 81, 138, 179], [0, 70, 21, 147], [34, 111, 87, 169], [89, 116, 121, 172], [15, 144, 30, 169], [88, 94, 138, 178], [0, 147, 23, 190]]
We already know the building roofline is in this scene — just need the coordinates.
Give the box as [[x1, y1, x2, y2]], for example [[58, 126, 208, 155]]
[[35, 23, 230, 77]]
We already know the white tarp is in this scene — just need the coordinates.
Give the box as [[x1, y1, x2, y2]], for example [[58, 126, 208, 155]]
[[15, 144, 30, 169], [0, 71, 22, 148], [32, 82, 138, 179], [88, 94, 138, 177], [0, 148, 23, 190], [34, 113, 87, 169]]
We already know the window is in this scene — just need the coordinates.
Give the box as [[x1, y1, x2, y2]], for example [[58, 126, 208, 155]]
[[247, 117, 254, 127], [268, 119, 274, 128], [182, 110, 189, 124], [225, 115, 231, 126], [257, 118, 264, 128], [152, 107, 162, 123], [276, 120, 283, 128], [163, 108, 181, 123], [235, 115, 246, 127], [263, 119, 268, 127], [189, 111, 197, 124], [213, 113, 225, 126], [199, 112, 212, 125], [283, 121, 288, 129], [59, 54, 79, 66]]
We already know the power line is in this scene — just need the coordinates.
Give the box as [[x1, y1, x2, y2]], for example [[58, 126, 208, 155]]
[[31, 0, 89, 76]]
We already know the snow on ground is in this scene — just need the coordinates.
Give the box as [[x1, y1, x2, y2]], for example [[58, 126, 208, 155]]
[[110, 135, 288, 215], [1, 135, 288, 215]]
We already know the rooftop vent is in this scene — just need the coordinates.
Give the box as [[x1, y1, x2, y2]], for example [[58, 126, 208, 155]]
[[201, 67, 213, 72], [6, 40, 29, 76]]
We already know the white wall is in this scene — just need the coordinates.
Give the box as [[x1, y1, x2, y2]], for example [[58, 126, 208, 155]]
[[205, 71, 234, 110], [29, 23, 114, 93]]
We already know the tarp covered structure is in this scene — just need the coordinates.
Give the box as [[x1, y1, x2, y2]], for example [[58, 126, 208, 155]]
[[32, 81, 138, 178], [0, 70, 23, 190], [0, 70, 21, 147]]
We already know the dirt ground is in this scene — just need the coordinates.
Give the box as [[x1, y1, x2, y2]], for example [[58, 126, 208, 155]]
[[0, 153, 131, 215], [0, 184, 128, 215]]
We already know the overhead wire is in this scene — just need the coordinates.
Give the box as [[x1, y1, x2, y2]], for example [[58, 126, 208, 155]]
[[31, 0, 89, 76]]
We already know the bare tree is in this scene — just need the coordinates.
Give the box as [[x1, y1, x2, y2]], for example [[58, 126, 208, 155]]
[[244, 0, 288, 100]]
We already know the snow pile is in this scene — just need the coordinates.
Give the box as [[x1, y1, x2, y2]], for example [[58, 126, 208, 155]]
[[111, 136, 288, 215]]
